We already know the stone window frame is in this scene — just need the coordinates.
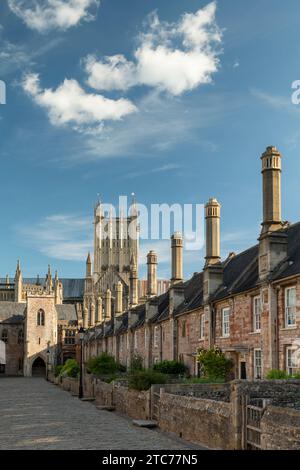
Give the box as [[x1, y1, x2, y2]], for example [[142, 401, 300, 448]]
[[200, 314, 205, 340], [286, 346, 297, 376], [222, 307, 230, 338], [37, 309, 45, 327], [1, 329, 8, 344], [285, 286, 296, 328], [153, 326, 159, 348], [18, 329, 24, 344], [181, 320, 186, 338], [134, 330, 138, 350], [253, 348, 262, 379], [253, 295, 261, 332]]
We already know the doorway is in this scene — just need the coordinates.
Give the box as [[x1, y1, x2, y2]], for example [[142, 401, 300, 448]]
[[240, 361, 247, 379], [32, 357, 46, 377]]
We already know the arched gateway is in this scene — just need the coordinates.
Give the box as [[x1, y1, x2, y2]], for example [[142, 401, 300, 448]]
[[31, 357, 46, 377]]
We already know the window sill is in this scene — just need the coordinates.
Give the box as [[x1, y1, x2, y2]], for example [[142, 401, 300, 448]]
[[280, 326, 297, 331], [248, 331, 261, 335], [198, 338, 205, 341], [218, 336, 230, 339]]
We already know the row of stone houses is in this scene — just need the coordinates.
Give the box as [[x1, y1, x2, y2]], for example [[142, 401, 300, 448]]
[[82, 146, 300, 380]]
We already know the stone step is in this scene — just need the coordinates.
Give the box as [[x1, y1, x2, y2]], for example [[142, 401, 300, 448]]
[[96, 405, 115, 411], [132, 420, 158, 428], [80, 397, 95, 402]]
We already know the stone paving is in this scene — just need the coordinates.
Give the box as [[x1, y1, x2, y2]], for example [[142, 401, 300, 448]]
[[0, 378, 201, 450]]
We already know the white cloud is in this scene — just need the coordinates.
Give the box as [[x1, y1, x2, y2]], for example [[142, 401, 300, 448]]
[[84, 2, 221, 96], [22, 73, 137, 132], [8, 0, 100, 33], [19, 214, 93, 261], [123, 163, 181, 180]]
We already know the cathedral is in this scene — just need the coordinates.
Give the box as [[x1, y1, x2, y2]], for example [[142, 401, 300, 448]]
[[0, 195, 168, 376]]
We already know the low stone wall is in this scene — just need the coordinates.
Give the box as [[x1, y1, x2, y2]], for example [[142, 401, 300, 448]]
[[95, 379, 114, 407], [84, 374, 95, 397], [153, 382, 230, 402], [61, 377, 79, 395], [158, 391, 233, 449], [261, 405, 300, 450], [114, 383, 151, 420]]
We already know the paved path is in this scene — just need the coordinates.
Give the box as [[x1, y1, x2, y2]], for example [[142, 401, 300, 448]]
[[0, 378, 199, 450]]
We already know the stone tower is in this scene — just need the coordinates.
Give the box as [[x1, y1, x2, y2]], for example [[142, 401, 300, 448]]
[[23, 293, 58, 377], [84, 195, 140, 319]]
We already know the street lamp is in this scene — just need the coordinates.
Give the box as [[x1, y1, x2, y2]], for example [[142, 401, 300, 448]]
[[46, 347, 50, 382], [78, 326, 85, 399]]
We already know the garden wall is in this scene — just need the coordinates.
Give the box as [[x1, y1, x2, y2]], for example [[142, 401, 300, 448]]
[[158, 391, 233, 449], [261, 405, 300, 450]]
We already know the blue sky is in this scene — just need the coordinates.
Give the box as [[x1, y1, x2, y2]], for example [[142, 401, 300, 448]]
[[1, 0, 300, 280]]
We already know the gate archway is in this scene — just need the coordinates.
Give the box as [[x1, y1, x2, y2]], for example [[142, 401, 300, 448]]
[[32, 356, 46, 377]]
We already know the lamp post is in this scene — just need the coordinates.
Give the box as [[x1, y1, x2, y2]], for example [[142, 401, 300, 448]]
[[46, 347, 50, 381], [78, 326, 85, 399]]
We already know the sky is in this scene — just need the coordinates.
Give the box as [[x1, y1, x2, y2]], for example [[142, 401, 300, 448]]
[[1, 0, 300, 281]]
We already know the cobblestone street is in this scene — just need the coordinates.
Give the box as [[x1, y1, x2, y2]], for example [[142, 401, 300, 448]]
[[0, 378, 199, 450]]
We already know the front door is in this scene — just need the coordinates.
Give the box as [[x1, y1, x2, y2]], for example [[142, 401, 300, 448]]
[[240, 361, 247, 379]]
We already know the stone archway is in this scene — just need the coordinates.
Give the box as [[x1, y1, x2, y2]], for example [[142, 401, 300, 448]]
[[32, 356, 46, 377]]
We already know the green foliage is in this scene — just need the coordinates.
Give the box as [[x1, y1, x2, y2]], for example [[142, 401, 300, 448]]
[[266, 369, 300, 380], [87, 353, 124, 376], [128, 370, 167, 391], [196, 347, 233, 380], [61, 359, 80, 378], [153, 360, 187, 375], [54, 365, 63, 377], [130, 353, 144, 372]]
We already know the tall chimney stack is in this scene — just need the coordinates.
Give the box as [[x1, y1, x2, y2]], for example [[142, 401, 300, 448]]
[[129, 255, 138, 307], [147, 250, 157, 297], [115, 281, 123, 315], [261, 146, 283, 235], [105, 288, 112, 320], [259, 146, 287, 281], [205, 198, 221, 266], [171, 232, 183, 284]]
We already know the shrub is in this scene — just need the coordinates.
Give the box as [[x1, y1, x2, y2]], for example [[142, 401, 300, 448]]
[[130, 353, 144, 372], [128, 370, 167, 391], [266, 369, 288, 380], [292, 373, 300, 379], [196, 347, 233, 380], [61, 359, 80, 378], [54, 365, 63, 377], [153, 360, 187, 375], [87, 353, 122, 376]]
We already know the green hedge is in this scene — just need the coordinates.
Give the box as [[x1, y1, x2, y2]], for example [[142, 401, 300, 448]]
[[87, 353, 125, 376], [266, 369, 300, 380], [128, 370, 167, 391], [153, 360, 187, 375]]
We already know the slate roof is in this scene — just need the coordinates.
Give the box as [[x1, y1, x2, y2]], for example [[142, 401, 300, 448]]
[[23, 278, 84, 300], [55, 304, 77, 322], [0, 302, 25, 323]]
